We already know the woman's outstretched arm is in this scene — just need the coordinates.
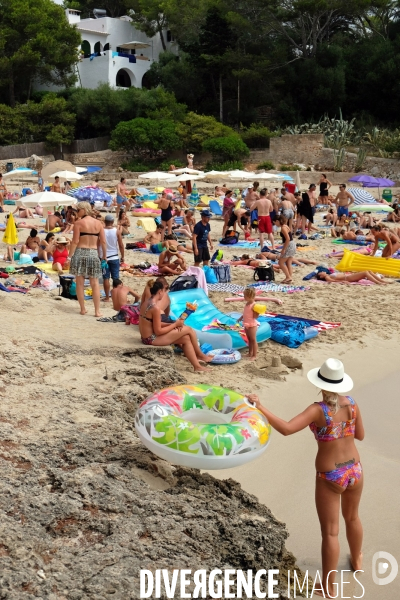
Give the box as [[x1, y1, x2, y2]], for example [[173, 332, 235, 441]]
[[248, 394, 320, 436]]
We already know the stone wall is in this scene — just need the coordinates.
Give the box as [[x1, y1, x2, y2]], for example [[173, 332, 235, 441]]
[[315, 148, 400, 181], [269, 134, 325, 165]]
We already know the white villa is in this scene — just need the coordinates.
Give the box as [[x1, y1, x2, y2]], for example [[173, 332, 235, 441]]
[[45, 3, 176, 90]]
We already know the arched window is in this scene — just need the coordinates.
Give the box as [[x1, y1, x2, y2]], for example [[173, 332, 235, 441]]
[[141, 72, 152, 90], [94, 41, 103, 54], [104, 43, 110, 51], [81, 40, 91, 57], [116, 69, 131, 88]]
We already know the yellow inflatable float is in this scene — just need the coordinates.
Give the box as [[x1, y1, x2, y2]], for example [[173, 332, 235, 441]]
[[336, 249, 400, 278]]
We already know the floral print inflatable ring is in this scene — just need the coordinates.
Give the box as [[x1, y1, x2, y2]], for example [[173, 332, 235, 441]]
[[135, 385, 271, 469]]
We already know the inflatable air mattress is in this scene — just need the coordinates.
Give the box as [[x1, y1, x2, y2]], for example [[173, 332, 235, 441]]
[[169, 289, 271, 349]]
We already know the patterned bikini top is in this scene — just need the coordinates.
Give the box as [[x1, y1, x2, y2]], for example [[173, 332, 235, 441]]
[[309, 396, 356, 442]]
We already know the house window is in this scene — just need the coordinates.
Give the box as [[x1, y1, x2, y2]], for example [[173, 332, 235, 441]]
[[167, 30, 174, 42], [81, 40, 91, 57], [104, 43, 110, 51], [94, 41, 103, 54], [116, 69, 131, 88]]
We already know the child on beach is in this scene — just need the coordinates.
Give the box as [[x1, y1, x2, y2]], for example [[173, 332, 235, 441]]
[[238, 288, 259, 361]]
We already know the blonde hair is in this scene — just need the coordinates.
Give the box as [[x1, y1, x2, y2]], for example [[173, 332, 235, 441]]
[[243, 287, 256, 300], [320, 390, 339, 414], [75, 201, 92, 216]]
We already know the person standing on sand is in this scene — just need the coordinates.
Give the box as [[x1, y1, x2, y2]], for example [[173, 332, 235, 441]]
[[101, 214, 124, 302], [318, 174, 332, 205], [116, 177, 130, 209], [0, 173, 8, 210], [335, 184, 355, 218], [193, 209, 213, 267], [250, 189, 275, 250], [37, 170, 44, 192], [51, 176, 61, 193], [69, 201, 106, 318], [249, 358, 364, 598]]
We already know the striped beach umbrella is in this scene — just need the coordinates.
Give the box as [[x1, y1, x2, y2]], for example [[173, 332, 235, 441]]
[[347, 188, 376, 205]]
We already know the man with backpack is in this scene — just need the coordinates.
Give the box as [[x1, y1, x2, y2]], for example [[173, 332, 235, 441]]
[[193, 209, 213, 267]]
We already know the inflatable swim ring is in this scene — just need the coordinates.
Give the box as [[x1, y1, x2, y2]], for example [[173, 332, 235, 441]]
[[207, 348, 241, 364], [135, 384, 270, 469]]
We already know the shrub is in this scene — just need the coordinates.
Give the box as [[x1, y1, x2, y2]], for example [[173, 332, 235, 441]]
[[256, 160, 275, 170], [279, 164, 304, 171], [202, 136, 250, 162], [205, 161, 244, 171], [109, 118, 181, 157], [158, 158, 185, 171], [176, 112, 236, 152], [240, 124, 274, 148], [121, 160, 154, 172]]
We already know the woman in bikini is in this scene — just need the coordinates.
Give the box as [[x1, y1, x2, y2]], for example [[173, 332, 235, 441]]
[[25, 229, 41, 252], [0, 173, 7, 210], [249, 358, 364, 598], [69, 201, 106, 317], [38, 233, 55, 262], [316, 271, 391, 284], [117, 208, 131, 236], [139, 280, 213, 373], [371, 225, 400, 257], [155, 192, 174, 239]]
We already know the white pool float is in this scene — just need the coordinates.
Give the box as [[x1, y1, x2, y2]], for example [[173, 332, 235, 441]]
[[135, 384, 271, 469]]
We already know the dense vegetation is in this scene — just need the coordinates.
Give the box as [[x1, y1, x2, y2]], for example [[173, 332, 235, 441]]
[[1, 0, 400, 160]]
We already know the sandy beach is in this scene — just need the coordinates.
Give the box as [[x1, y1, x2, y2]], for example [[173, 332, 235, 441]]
[[1, 193, 400, 598]]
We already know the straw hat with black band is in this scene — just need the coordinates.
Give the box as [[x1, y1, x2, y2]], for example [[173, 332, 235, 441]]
[[307, 358, 353, 394]]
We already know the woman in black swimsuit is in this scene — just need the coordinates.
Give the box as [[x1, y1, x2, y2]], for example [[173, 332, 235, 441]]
[[69, 201, 107, 317], [155, 192, 174, 239], [318, 174, 332, 205]]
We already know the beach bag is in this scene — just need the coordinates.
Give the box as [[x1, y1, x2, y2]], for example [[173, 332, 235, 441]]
[[254, 266, 275, 282], [169, 275, 198, 292], [126, 241, 146, 249], [220, 231, 239, 245], [59, 275, 77, 300], [203, 265, 218, 284], [211, 264, 231, 283], [211, 249, 224, 262], [120, 304, 140, 325]]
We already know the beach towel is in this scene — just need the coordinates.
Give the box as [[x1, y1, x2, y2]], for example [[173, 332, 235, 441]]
[[0, 282, 28, 294], [39, 263, 70, 274], [207, 283, 245, 293], [219, 241, 260, 249], [250, 282, 310, 293], [202, 318, 249, 345], [136, 218, 157, 232], [262, 313, 341, 332]]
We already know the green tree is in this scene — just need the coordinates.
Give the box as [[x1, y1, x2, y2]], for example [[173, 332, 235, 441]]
[[109, 117, 181, 156], [176, 112, 237, 151], [0, 0, 81, 107], [131, 0, 169, 51], [202, 135, 249, 161]]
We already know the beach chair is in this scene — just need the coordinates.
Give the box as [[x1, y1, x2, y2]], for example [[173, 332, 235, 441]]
[[210, 200, 223, 216]]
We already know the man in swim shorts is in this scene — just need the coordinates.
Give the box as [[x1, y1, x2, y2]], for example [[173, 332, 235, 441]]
[[250, 189, 275, 250], [335, 184, 355, 218], [144, 224, 165, 253], [116, 177, 131, 208], [112, 279, 140, 311]]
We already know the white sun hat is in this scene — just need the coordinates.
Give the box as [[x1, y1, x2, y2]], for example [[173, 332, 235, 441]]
[[307, 358, 353, 394]]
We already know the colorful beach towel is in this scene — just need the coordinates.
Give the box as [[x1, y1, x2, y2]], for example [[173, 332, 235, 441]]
[[262, 313, 341, 332], [207, 283, 245, 293], [250, 282, 310, 293], [218, 241, 260, 249], [202, 318, 249, 344]]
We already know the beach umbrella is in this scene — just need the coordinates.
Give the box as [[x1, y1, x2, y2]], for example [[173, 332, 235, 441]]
[[348, 174, 379, 186], [352, 204, 393, 213], [2, 213, 18, 245], [347, 188, 376, 205], [204, 170, 230, 179], [138, 171, 172, 181], [19, 191, 77, 207], [75, 167, 87, 174], [42, 160, 76, 180], [166, 173, 204, 183], [252, 172, 280, 181], [51, 170, 83, 181], [228, 170, 256, 180], [362, 177, 395, 188], [170, 168, 204, 175], [3, 168, 36, 179], [74, 187, 112, 204]]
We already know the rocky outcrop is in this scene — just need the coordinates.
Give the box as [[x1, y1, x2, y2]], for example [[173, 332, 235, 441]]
[[0, 340, 304, 599]]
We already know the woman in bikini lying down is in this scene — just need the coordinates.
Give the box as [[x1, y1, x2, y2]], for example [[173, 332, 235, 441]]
[[316, 271, 392, 285]]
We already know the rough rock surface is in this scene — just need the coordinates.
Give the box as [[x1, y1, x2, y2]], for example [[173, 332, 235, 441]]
[[0, 340, 304, 599]]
